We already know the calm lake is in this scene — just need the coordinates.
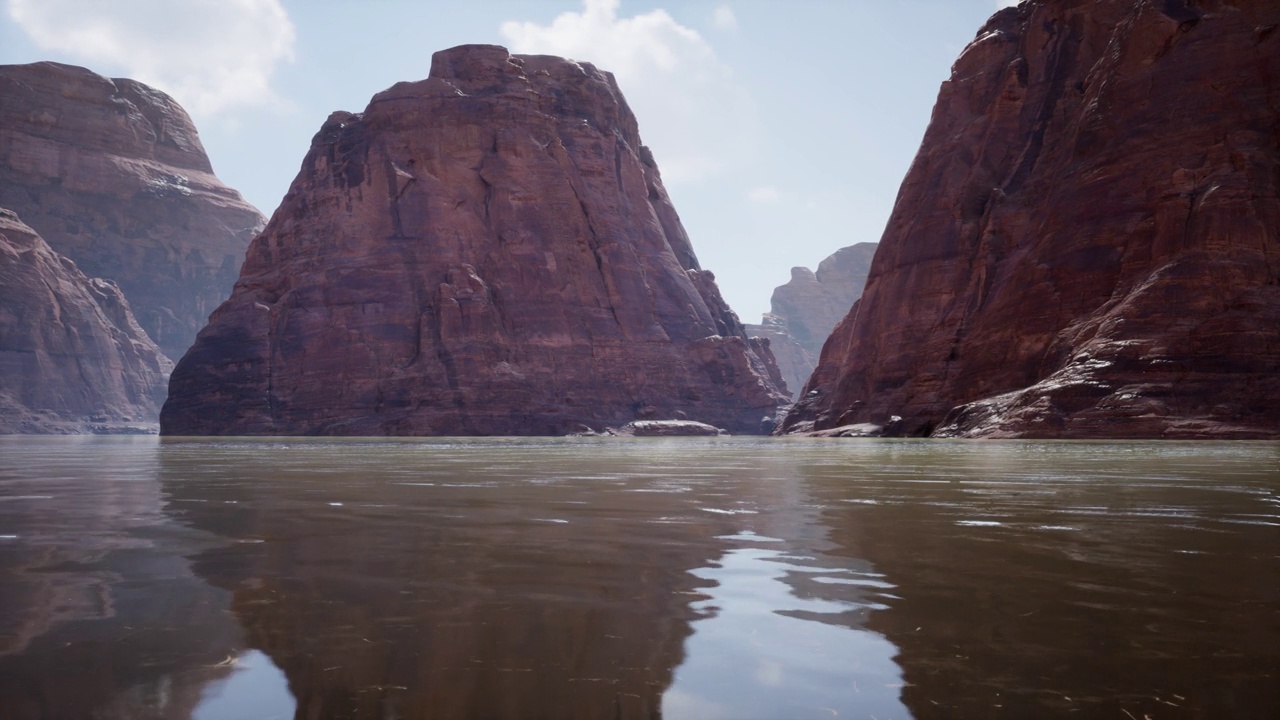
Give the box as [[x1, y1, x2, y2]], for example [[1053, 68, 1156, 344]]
[[0, 437, 1276, 719]]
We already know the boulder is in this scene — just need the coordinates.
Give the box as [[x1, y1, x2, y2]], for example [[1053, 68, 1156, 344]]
[[615, 420, 728, 437]]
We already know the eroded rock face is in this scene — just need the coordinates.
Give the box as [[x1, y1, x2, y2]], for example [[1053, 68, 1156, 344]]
[[782, 0, 1280, 439], [162, 45, 786, 436], [0, 62, 265, 360], [747, 243, 875, 399], [0, 208, 171, 433]]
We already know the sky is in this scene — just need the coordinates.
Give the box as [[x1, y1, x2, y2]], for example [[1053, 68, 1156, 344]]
[[1, 0, 1019, 323]]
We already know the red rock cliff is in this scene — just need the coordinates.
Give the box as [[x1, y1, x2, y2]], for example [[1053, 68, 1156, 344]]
[[781, 0, 1280, 439], [0, 62, 265, 361], [162, 45, 786, 436], [0, 208, 170, 432]]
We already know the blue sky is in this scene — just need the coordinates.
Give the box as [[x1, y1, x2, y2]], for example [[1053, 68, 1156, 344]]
[[1, 0, 1016, 322]]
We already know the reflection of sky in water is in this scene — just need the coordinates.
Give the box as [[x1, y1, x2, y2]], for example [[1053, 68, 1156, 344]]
[[663, 533, 909, 720], [193, 650, 294, 720]]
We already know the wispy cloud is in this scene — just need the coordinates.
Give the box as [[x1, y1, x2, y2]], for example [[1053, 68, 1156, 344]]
[[5, 0, 295, 116], [747, 186, 779, 203], [500, 0, 755, 184], [713, 4, 738, 32]]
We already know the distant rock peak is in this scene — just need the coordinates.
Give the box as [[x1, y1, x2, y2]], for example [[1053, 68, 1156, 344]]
[[746, 243, 876, 400]]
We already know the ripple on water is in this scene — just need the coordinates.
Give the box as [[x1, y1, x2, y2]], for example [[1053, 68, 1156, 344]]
[[715, 531, 783, 543]]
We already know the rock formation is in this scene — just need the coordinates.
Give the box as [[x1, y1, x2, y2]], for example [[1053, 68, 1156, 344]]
[[161, 45, 787, 436], [0, 208, 170, 433], [781, 0, 1280, 439], [747, 243, 875, 399], [0, 62, 265, 361]]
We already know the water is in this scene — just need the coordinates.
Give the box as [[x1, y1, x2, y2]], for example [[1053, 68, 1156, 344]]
[[0, 437, 1276, 719]]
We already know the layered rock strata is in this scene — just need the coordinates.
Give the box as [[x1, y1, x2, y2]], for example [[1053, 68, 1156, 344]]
[[0, 62, 265, 360], [747, 243, 875, 398], [162, 45, 786, 436], [782, 0, 1280, 439], [0, 208, 170, 432]]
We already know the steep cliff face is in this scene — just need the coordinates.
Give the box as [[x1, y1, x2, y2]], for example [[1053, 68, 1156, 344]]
[[782, 0, 1280, 439], [0, 62, 265, 361], [0, 209, 170, 433], [747, 243, 875, 399], [162, 45, 786, 436]]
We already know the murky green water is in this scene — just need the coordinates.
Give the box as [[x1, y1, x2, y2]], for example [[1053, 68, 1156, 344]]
[[0, 437, 1276, 719]]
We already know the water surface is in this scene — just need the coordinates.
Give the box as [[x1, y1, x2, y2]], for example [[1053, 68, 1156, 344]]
[[0, 437, 1276, 719]]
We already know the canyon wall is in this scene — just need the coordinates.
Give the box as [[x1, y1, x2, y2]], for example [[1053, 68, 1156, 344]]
[[0, 208, 170, 432], [0, 62, 264, 361], [782, 0, 1279, 438]]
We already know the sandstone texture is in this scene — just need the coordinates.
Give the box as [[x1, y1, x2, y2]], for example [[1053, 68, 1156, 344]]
[[782, 0, 1280, 439], [162, 45, 786, 436], [747, 243, 875, 399], [0, 208, 170, 432], [0, 62, 265, 361]]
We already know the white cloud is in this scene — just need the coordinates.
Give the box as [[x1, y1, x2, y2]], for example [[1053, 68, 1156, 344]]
[[500, 0, 756, 185], [995, 0, 1021, 7], [5, 0, 295, 116], [713, 4, 738, 32], [747, 186, 779, 203]]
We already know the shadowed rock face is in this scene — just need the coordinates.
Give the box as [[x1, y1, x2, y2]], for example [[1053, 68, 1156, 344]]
[[782, 0, 1280, 439], [162, 45, 786, 436], [0, 62, 265, 361], [0, 209, 170, 432], [747, 243, 876, 399]]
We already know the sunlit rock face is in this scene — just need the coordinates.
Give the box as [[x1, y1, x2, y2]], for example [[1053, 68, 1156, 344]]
[[747, 243, 875, 399], [782, 0, 1280, 439], [0, 62, 265, 361], [162, 44, 787, 436], [0, 209, 170, 432]]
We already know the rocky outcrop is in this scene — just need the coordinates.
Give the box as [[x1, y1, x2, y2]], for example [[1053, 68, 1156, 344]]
[[615, 420, 727, 437], [0, 208, 170, 433], [0, 62, 265, 361], [161, 45, 786, 436], [746, 243, 875, 399], [781, 0, 1280, 439]]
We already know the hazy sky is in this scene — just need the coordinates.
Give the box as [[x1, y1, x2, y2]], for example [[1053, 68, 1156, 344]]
[[1, 0, 1016, 322]]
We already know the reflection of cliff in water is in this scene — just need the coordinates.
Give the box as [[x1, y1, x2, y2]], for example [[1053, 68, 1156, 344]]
[[793, 441, 1280, 719], [159, 439, 751, 720], [0, 438, 245, 720], [665, 532, 908, 719]]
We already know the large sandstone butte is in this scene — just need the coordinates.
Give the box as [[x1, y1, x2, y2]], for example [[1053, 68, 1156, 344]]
[[162, 45, 786, 436], [747, 243, 875, 399], [0, 208, 170, 433], [782, 0, 1280, 439], [0, 61, 265, 361]]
